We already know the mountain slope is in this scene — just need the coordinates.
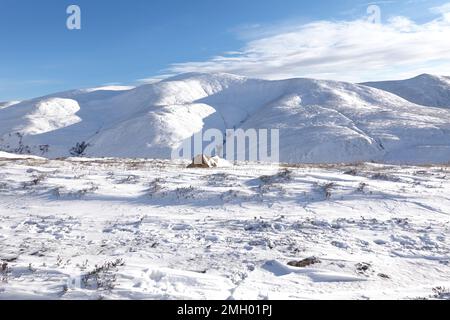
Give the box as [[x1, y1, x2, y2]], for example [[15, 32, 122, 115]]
[[363, 74, 450, 108], [0, 101, 21, 109], [1, 73, 450, 164]]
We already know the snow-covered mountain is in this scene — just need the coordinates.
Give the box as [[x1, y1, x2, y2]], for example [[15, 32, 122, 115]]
[[363, 74, 450, 108], [0, 101, 21, 109], [1, 73, 450, 164]]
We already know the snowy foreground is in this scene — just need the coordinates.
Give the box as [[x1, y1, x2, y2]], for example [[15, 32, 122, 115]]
[[0, 157, 449, 300]]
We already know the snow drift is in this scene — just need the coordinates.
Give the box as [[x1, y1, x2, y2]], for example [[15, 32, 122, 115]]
[[1, 73, 450, 164], [0, 151, 45, 160]]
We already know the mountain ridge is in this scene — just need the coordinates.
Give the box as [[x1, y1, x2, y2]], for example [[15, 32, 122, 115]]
[[1, 73, 450, 164], [363, 73, 450, 108]]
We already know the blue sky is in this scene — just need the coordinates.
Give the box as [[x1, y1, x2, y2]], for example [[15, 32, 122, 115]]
[[1, 0, 450, 100]]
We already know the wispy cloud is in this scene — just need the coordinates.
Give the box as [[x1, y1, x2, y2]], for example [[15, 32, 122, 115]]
[[166, 4, 450, 82], [431, 2, 450, 12], [136, 74, 175, 84]]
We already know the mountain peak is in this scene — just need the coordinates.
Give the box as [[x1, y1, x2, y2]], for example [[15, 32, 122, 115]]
[[363, 73, 450, 108], [413, 73, 446, 81], [162, 72, 248, 83], [415, 73, 435, 78]]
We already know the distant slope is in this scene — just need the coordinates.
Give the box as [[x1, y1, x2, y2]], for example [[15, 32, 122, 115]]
[[0, 101, 21, 109], [1, 73, 450, 164], [363, 74, 450, 108]]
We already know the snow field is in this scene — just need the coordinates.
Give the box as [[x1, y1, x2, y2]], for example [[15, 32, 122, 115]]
[[0, 158, 449, 300]]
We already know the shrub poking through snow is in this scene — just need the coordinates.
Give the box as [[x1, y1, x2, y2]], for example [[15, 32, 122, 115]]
[[39, 145, 49, 155], [432, 287, 450, 300], [81, 259, 125, 291], [70, 142, 89, 157], [357, 182, 368, 193], [1, 262, 11, 282], [256, 169, 292, 197], [75, 184, 99, 197], [288, 257, 321, 268], [147, 178, 165, 197], [116, 175, 140, 185], [320, 182, 335, 200], [370, 172, 400, 182], [52, 183, 99, 199], [206, 173, 237, 187], [23, 174, 47, 189], [175, 186, 196, 200], [259, 169, 292, 185], [356, 262, 372, 274]]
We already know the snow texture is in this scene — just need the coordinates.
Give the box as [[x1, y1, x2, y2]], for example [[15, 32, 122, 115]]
[[0, 157, 449, 300]]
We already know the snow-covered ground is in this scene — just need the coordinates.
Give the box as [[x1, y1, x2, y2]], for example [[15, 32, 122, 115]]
[[0, 157, 449, 300], [0, 151, 45, 160]]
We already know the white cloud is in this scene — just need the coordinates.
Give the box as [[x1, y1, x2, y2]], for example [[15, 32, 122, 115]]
[[167, 8, 450, 82], [430, 2, 450, 21], [136, 74, 174, 84], [430, 2, 450, 14]]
